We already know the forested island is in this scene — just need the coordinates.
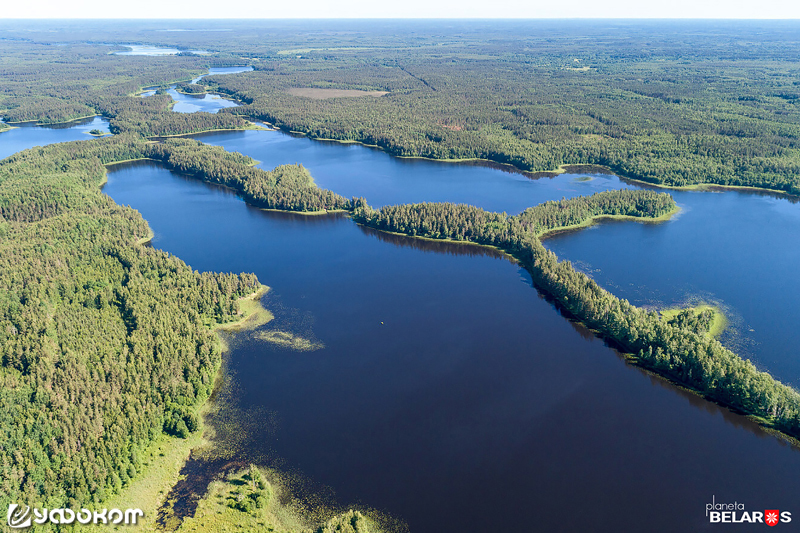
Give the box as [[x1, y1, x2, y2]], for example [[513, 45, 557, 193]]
[[1, 19, 800, 533]]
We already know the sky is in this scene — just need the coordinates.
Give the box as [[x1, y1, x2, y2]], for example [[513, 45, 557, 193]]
[[4, 0, 800, 19]]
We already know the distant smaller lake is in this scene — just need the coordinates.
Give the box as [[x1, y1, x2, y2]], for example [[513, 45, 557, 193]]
[[0, 116, 111, 161], [114, 45, 210, 56], [145, 66, 253, 114]]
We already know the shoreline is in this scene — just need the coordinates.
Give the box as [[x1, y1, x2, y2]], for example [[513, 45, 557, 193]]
[[98, 129, 800, 450], [130, 73, 207, 97], [259, 207, 350, 217], [96, 284, 270, 531], [152, 122, 269, 139], [353, 219, 800, 448], [174, 87, 208, 96], [104, 156, 160, 168], [616, 174, 800, 200], [251, 123, 800, 199], [354, 220, 520, 262], [537, 205, 682, 239], [136, 228, 155, 246], [5, 113, 101, 127], [659, 304, 728, 339], [278, 129, 560, 177], [215, 285, 273, 333]]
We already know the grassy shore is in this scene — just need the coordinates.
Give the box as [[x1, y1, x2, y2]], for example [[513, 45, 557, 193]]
[[259, 207, 349, 216], [175, 467, 305, 533], [105, 156, 160, 167], [90, 428, 208, 532], [216, 285, 273, 333], [136, 228, 155, 246], [660, 304, 728, 339], [176, 467, 380, 533], [536, 204, 681, 239]]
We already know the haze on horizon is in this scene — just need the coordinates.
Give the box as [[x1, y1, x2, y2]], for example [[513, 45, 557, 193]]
[[6, 0, 800, 20]]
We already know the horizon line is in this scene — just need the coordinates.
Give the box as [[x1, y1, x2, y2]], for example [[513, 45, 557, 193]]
[[2, 17, 800, 21]]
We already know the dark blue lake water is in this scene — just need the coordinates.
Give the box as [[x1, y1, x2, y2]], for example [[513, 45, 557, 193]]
[[4, 82, 799, 533], [194, 128, 800, 387], [101, 146, 800, 533]]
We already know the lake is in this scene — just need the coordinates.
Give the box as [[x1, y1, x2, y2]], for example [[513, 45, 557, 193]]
[[195, 128, 800, 387], [3, 77, 798, 533], [114, 45, 210, 55], [0, 116, 111, 161], [139, 66, 253, 114], [101, 139, 800, 532]]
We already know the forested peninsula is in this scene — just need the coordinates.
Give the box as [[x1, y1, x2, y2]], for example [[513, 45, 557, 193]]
[[110, 134, 800, 444], [351, 197, 800, 438]]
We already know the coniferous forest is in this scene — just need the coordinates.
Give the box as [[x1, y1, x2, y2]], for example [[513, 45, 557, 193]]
[[1, 18, 800, 533], [0, 136, 260, 508]]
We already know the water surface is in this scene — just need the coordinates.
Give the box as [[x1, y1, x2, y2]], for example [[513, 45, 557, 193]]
[[193, 129, 800, 386], [542, 185, 800, 385], [194, 129, 633, 213], [102, 160, 800, 533], [114, 45, 209, 55], [0, 116, 111, 160], [146, 66, 253, 114]]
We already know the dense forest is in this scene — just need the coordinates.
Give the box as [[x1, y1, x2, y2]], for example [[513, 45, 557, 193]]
[[351, 194, 800, 438], [664, 308, 718, 338], [0, 135, 261, 510], [3, 22, 800, 194], [175, 83, 208, 95], [145, 139, 351, 212], [1, 19, 800, 531]]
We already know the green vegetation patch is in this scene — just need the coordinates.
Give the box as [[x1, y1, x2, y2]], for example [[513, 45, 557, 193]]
[[661, 305, 728, 339], [255, 330, 324, 352], [176, 465, 380, 533], [217, 285, 274, 333]]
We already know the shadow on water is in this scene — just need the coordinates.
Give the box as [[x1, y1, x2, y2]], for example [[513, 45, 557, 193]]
[[617, 175, 800, 204], [7, 115, 101, 129], [156, 455, 244, 531], [300, 135, 617, 182], [358, 224, 508, 259], [516, 259, 800, 447]]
